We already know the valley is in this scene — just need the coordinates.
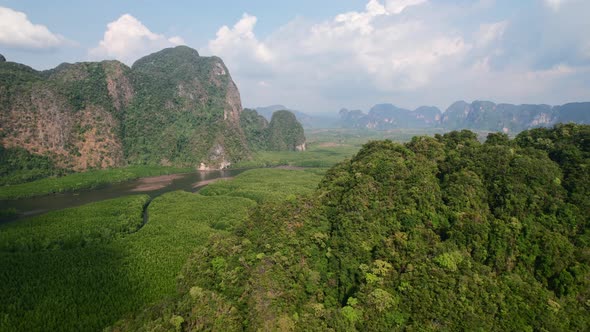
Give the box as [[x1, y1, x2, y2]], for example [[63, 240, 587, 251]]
[[1, 30, 589, 331]]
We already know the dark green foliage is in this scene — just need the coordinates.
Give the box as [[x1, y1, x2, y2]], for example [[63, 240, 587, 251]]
[[240, 108, 269, 150], [0, 146, 66, 185], [199, 168, 322, 203], [118, 124, 590, 331], [240, 108, 307, 152], [267, 110, 306, 151], [50, 62, 113, 112], [123, 46, 248, 165], [1, 168, 320, 331]]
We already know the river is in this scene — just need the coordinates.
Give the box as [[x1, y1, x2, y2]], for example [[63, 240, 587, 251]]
[[0, 169, 245, 223]]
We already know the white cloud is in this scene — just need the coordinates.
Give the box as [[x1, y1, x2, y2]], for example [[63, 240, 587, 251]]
[[475, 21, 508, 48], [0, 7, 65, 49], [544, 0, 568, 11], [205, 0, 589, 113], [384, 0, 428, 14], [208, 13, 273, 65], [89, 14, 184, 65], [209, 0, 467, 107]]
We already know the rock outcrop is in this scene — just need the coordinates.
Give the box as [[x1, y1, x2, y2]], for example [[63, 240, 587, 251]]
[[266, 110, 306, 151], [0, 46, 250, 171], [240, 109, 307, 152]]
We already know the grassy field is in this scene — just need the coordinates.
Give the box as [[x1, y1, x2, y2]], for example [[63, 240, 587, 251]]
[[0, 165, 192, 200], [200, 168, 324, 203], [0, 195, 150, 252], [231, 128, 455, 169], [0, 168, 323, 331]]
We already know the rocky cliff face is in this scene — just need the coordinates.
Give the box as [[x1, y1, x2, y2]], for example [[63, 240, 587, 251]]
[[1, 61, 127, 171], [124, 46, 248, 169], [0, 46, 250, 171]]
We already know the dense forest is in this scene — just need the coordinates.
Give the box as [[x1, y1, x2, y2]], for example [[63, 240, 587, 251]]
[[1, 123, 588, 331], [104, 123, 589, 331]]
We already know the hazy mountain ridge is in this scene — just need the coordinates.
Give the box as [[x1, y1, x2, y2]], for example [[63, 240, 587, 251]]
[[340, 101, 590, 133]]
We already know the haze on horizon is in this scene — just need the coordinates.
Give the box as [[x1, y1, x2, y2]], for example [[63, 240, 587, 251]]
[[1, 0, 589, 114]]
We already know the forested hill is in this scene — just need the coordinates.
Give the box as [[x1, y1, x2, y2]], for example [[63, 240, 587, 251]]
[[1, 47, 305, 176], [240, 109, 307, 151], [111, 123, 589, 331]]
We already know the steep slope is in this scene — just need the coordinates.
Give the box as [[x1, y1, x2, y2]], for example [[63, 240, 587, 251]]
[[124, 46, 249, 169], [240, 108, 269, 150], [240, 109, 307, 151], [1, 46, 251, 172], [0, 59, 130, 171], [267, 110, 307, 151]]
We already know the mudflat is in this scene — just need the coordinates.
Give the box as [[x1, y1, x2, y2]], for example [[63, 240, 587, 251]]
[[131, 174, 186, 192], [192, 177, 233, 188]]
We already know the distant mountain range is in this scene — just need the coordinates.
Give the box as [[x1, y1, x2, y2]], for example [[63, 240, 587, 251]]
[[339, 101, 590, 133]]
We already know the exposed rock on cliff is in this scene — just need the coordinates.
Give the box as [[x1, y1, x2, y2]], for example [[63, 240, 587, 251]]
[[1, 46, 250, 171], [1, 60, 126, 170], [124, 46, 248, 169]]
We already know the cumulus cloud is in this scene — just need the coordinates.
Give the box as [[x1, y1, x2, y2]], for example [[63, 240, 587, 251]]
[[209, 13, 273, 65], [0, 7, 66, 49], [89, 14, 185, 65], [206, 0, 589, 112], [384, 0, 428, 14]]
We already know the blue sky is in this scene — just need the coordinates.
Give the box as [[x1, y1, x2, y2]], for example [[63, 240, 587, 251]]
[[1, 0, 589, 114]]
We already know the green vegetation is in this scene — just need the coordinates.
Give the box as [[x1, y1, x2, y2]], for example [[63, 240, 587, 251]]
[[1, 46, 251, 174], [0, 146, 66, 185], [240, 108, 269, 150], [200, 168, 323, 203], [233, 127, 453, 169], [0, 167, 321, 331], [267, 110, 306, 151], [0, 195, 149, 252], [123, 46, 249, 166], [240, 108, 307, 152], [232, 144, 358, 169], [0, 165, 192, 200], [111, 124, 589, 331]]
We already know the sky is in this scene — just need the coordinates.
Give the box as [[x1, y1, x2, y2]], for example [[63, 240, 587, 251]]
[[1, 0, 589, 114]]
